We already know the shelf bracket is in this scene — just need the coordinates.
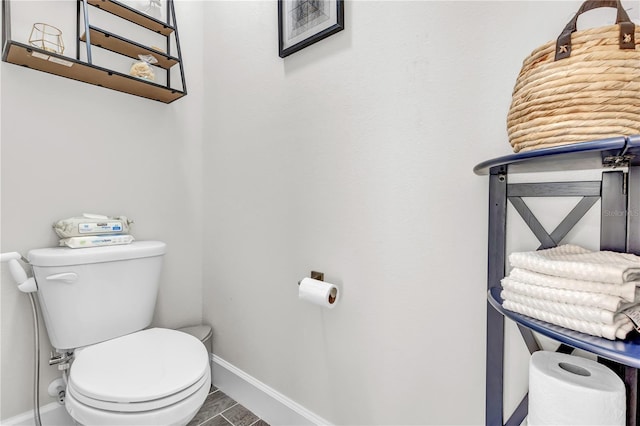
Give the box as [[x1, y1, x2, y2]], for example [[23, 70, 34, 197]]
[[2, 0, 11, 48], [601, 171, 628, 252], [628, 166, 640, 255], [80, 0, 93, 64]]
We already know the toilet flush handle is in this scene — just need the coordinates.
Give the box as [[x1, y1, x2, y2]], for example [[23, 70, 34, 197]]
[[46, 273, 78, 283]]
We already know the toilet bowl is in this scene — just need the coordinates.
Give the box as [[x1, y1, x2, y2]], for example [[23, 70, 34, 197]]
[[64, 328, 210, 426]]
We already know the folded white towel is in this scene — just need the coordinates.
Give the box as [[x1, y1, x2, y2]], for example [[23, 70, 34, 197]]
[[509, 244, 640, 284], [503, 299, 634, 340], [501, 290, 617, 324], [508, 268, 638, 302], [501, 275, 640, 310]]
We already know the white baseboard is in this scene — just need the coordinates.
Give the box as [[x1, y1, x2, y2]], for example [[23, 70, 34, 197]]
[[211, 354, 332, 426], [1, 402, 74, 426]]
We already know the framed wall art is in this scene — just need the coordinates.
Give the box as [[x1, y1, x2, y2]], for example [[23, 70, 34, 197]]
[[278, 0, 344, 58]]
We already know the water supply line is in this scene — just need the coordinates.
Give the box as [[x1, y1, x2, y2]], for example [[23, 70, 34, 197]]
[[1, 252, 42, 426], [27, 292, 42, 426]]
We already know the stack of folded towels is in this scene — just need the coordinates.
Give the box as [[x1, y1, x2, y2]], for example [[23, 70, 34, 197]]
[[501, 244, 640, 341]]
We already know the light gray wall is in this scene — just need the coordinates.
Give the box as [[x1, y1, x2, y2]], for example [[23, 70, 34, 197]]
[[200, 1, 629, 424], [0, 0, 204, 418], [3, 0, 637, 424]]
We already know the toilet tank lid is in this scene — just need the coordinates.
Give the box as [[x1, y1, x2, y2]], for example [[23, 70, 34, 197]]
[[27, 241, 166, 267]]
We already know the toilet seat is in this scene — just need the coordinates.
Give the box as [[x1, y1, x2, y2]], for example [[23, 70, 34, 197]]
[[68, 371, 209, 412], [67, 328, 209, 412]]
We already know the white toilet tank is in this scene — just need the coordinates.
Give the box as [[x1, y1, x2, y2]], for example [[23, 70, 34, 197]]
[[27, 241, 166, 351]]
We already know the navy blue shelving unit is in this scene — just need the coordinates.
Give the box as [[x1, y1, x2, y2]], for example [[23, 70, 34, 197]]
[[475, 135, 640, 426]]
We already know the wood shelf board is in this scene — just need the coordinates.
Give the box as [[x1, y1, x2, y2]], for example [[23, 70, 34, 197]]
[[82, 27, 178, 69], [4, 42, 184, 103], [488, 287, 640, 369], [87, 0, 174, 36]]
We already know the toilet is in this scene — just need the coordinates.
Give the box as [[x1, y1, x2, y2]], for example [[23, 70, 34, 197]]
[[27, 241, 210, 426]]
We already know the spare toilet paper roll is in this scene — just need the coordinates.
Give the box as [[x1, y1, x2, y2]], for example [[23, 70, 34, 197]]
[[299, 277, 339, 309], [528, 351, 625, 426]]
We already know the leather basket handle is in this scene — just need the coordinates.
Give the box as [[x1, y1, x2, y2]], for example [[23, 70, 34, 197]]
[[555, 0, 635, 60]]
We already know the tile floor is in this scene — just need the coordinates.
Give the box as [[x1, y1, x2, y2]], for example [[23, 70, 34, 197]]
[[188, 387, 270, 426]]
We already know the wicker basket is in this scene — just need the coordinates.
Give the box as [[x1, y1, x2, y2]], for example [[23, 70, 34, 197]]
[[507, 0, 640, 153]]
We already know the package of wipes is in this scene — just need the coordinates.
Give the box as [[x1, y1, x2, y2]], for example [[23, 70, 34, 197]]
[[53, 213, 133, 239], [59, 235, 135, 248]]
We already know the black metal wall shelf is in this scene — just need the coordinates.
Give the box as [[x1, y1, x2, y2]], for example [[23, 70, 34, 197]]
[[475, 135, 640, 426], [1, 0, 186, 103], [81, 26, 179, 69]]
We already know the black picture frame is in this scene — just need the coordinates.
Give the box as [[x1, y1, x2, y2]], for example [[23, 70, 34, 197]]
[[278, 0, 344, 58]]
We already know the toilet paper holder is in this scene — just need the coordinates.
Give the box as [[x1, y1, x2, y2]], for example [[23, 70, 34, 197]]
[[298, 271, 324, 285]]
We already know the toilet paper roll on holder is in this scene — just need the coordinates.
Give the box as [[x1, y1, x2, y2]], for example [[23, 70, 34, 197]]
[[298, 271, 338, 305]]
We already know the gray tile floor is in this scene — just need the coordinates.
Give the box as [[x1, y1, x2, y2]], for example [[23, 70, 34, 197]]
[[188, 387, 270, 426]]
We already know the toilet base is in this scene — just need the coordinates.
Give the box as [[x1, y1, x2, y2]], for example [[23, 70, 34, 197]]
[[65, 372, 210, 426]]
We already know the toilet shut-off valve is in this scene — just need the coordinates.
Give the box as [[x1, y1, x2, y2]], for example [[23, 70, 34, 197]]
[[0, 252, 37, 293], [49, 351, 73, 370], [48, 377, 66, 404]]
